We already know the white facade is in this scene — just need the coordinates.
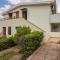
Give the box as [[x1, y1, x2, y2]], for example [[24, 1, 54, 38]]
[[0, 18, 44, 36], [51, 14, 60, 23], [0, 1, 60, 41], [27, 5, 51, 32]]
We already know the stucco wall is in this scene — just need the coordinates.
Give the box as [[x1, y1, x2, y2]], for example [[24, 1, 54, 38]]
[[49, 32, 60, 37], [51, 14, 60, 23], [0, 18, 44, 36], [6, 5, 51, 32], [1, 5, 52, 40], [26, 5, 51, 32]]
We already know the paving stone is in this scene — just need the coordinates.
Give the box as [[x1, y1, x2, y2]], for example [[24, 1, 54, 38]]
[[27, 42, 59, 60]]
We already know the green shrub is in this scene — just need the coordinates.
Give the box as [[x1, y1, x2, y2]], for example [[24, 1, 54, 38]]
[[7, 36, 16, 47], [19, 31, 43, 60], [14, 26, 31, 44], [0, 36, 7, 42], [31, 31, 44, 42], [0, 36, 16, 51], [0, 36, 7, 50]]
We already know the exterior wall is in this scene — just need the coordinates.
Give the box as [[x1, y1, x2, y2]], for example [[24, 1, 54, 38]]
[[6, 8, 22, 19], [0, 18, 44, 36], [1, 5, 52, 40], [51, 14, 60, 23], [49, 14, 60, 37], [26, 5, 51, 32], [6, 5, 52, 32], [49, 32, 60, 37]]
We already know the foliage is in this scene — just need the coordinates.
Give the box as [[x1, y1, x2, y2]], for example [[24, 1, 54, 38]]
[[0, 36, 16, 51], [0, 26, 44, 60], [19, 31, 43, 60], [14, 26, 31, 44], [7, 36, 16, 47], [31, 31, 44, 42]]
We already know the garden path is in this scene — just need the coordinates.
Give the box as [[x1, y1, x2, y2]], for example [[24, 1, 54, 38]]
[[27, 38, 60, 60]]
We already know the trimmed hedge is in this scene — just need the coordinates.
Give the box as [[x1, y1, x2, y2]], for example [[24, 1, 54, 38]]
[[0, 36, 16, 51], [19, 31, 43, 60]]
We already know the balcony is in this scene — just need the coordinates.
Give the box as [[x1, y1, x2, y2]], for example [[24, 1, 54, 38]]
[[50, 14, 60, 23]]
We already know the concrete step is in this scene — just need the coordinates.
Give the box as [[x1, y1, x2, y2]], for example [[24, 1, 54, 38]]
[[48, 37, 60, 43]]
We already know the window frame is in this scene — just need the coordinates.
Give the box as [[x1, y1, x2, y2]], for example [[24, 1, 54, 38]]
[[3, 27, 6, 35], [8, 26, 11, 35]]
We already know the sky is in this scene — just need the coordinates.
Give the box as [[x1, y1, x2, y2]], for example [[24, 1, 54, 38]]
[[0, 0, 60, 14]]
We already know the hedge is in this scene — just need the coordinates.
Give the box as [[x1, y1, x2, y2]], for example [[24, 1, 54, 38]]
[[19, 31, 44, 60], [0, 36, 16, 51]]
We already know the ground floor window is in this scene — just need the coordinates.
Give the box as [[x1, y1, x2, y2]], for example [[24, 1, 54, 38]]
[[3, 27, 6, 35], [8, 27, 11, 35], [51, 23, 60, 32]]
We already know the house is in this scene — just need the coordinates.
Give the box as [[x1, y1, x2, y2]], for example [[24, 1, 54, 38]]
[[0, 0, 59, 42]]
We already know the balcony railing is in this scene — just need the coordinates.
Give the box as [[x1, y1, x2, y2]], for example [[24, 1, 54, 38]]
[[0, 17, 21, 21]]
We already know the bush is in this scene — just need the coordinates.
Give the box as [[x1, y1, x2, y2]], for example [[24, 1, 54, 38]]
[[31, 31, 43, 42], [0, 36, 7, 50], [19, 31, 43, 60], [7, 36, 16, 47], [0, 36, 16, 51], [14, 26, 31, 44]]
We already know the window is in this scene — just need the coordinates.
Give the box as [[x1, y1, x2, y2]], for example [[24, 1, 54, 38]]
[[8, 27, 11, 35], [3, 27, 6, 35], [9, 13, 12, 19], [51, 23, 60, 32], [21, 8, 27, 20]]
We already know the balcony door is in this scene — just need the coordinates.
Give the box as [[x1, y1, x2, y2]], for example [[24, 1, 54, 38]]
[[9, 13, 12, 19], [21, 8, 27, 20], [16, 11, 19, 18]]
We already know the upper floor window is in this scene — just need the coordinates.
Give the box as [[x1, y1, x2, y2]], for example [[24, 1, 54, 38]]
[[21, 8, 27, 20], [9, 13, 12, 19]]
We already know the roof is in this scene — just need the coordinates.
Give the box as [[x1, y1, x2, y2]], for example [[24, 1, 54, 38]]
[[3, 1, 53, 14], [17, 1, 52, 6]]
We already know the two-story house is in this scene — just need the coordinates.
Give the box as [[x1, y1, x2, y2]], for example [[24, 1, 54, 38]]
[[0, 0, 59, 41]]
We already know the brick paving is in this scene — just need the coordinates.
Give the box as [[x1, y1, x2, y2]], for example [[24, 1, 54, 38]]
[[27, 43, 60, 60]]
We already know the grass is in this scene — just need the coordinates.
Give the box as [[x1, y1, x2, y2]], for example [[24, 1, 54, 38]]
[[0, 51, 19, 60]]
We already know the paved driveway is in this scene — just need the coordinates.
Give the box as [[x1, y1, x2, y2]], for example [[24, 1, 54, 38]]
[[27, 42, 60, 60]]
